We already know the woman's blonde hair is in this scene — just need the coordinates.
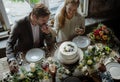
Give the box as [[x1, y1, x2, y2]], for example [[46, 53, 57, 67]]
[[58, 0, 80, 28]]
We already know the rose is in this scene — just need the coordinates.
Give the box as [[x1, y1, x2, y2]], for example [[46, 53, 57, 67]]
[[20, 73, 25, 79], [44, 75, 49, 80], [78, 63, 83, 69], [102, 35, 108, 41], [94, 29, 100, 36], [87, 59, 93, 65], [94, 57, 100, 63], [95, 35, 101, 40], [87, 45, 93, 52], [101, 25, 107, 30], [99, 31, 104, 36]]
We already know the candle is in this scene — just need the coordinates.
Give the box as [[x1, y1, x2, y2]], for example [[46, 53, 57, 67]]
[[30, 63, 36, 72]]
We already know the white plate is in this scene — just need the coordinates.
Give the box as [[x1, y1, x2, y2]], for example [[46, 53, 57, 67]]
[[25, 48, 45, 63], [106, 62, 120, 80], [54, 48, 83, 64], [72, 36, 90, 48]]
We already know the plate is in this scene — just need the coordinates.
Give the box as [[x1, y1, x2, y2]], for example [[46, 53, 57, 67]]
[[54, 48, 83, 64], [63, 76, 81, 82], [72, 36, 90, 48], [25, 48, 45, 63], [106, 62, 120, 80]]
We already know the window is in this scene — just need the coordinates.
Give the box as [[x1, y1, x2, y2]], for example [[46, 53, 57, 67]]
[[2, 0, 32, 26], [48, 0, 64, 15], [1, 0, 64, 28], [0, 0, 90, 39], [0, 0, 10, 32], [0, 0, 88, 31], [78, 0, 89, 17], [0, 0, 32, 37]]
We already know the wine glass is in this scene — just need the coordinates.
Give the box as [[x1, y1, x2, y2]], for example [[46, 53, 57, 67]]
[[41, 61, 49, 72]]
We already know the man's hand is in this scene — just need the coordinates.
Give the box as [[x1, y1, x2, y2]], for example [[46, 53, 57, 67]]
[[41, 24, 51, 34], [98, 63, 106, 73], [9, 60, 19, 74]]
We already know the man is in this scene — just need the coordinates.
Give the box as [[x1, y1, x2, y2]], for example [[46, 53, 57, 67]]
[[6, 3, 53, 73]]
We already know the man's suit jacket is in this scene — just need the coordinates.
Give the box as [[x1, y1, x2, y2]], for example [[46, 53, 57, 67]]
[[6, 16, 53, 60]]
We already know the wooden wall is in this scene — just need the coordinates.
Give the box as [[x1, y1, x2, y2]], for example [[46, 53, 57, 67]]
[[88, 0, 120, 18]]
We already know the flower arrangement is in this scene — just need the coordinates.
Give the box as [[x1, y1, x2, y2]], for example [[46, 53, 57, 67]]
[[77, 43, 113, 74], [1, 57, 71, 82], [1, 58, 52, 82], [88, 24, 114, 47]]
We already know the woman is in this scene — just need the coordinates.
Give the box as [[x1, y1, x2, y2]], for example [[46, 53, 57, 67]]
[[53, 0, 85, 42]]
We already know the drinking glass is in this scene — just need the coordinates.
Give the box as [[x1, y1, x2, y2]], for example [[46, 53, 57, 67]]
[[49, 64, 56, 73]]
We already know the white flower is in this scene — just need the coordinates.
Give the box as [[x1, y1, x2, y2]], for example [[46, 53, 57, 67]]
[[78, 63, 83, 69], [87, 45, 93, 52], [101, 52, 105, 56], [81, 65, 87, 72], [27, 72, 33, 77], [94, 57, 100, 63], [96, 43, 103, 49], [47, 57, 53, 61], [65, 69, 70, 74]]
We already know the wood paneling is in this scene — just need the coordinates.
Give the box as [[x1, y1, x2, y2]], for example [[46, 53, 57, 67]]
[[88, 0, 120, 18]]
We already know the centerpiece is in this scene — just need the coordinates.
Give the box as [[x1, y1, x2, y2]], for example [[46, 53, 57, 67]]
[[76, 43, 116, 74], [1, 58, 52, 82], [1, 57, 70, 82], [88, 23, 115, 48]]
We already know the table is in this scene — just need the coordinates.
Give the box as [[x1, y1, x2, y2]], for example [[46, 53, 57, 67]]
[[52, 43, 120, 82], [0, 38, 119, 82]]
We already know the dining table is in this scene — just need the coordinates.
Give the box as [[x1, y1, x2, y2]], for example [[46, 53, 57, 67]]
[[0, 24, 120, 82], [0, 42, 120, 82]]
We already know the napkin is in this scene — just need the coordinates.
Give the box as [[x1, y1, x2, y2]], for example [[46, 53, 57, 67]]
[[99, 71, 114, 82]]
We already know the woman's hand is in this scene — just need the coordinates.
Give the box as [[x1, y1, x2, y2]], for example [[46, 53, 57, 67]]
[[75, 28, 85, 35]]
